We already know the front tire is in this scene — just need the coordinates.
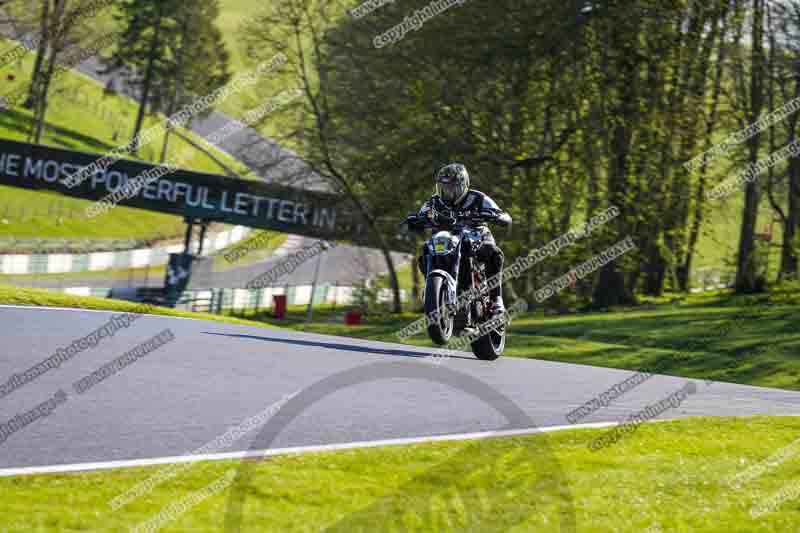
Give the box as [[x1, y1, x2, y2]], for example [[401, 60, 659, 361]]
[[424, 275, 453, 345]]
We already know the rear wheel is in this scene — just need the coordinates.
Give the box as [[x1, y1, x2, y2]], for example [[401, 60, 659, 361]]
[[471, 323, 506, 361], [424, 275, 453, 345]]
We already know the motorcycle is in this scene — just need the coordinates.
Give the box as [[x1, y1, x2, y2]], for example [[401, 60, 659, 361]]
[[406, 208, 507, 361]]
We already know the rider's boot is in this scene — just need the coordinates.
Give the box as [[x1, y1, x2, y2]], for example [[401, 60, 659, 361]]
[[489, 283, 505, 316]]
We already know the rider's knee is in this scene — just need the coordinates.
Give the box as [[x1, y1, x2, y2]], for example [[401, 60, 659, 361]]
[[478, 244, 503, 271], [492, 246, 504, 269], [476, 244, 490, 263]]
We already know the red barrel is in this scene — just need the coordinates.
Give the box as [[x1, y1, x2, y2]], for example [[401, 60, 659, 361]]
[[273, 294, 287, 320], [345, 310, 362, 326]]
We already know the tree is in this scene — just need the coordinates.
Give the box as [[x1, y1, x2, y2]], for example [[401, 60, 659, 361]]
[[769, 0, 800, 281], [236, 0, 753, 310], [732, 0, 766, 293], [25, 0, 50, 109], [240, 0, 411, 312], [682, 1, 733, 291], [105, 0, 182, 149], [11, 0, 117, 144], [27, 0, 67, 144], [154, 0, 230, 162]]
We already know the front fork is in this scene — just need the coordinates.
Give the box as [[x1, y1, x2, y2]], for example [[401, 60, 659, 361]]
[[425, 251, 461, 320]]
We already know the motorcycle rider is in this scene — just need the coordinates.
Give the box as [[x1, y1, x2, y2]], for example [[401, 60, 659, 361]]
[[408, 163, 512, 314]]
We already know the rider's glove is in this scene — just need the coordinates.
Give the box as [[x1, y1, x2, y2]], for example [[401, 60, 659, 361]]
[[481, 209, 512, 227], [434, 212, 456, 226], [406, 215, 426, 233], [481, 209, 500, 221]]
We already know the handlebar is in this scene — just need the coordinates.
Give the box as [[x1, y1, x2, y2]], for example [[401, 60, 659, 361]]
[[457, 210, 490, 221], [405, 210, 495, 231]]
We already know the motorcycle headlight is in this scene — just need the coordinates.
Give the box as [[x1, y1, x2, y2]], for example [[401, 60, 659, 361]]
[[432, 237, 452, 254]]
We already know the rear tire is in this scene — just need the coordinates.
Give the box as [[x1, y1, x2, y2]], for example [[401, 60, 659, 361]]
[[424, 276, 453, 345], [471, 326, 506, 361]]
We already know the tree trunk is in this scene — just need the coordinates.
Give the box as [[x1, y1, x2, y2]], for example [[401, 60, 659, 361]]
[[737, 179, 762, 292], [683, 6, 730, 290], [291, 12, 402, 313], [172, 130, 238, 177], [25, 0, 49, 109], [381, 246, 402, 313], [779, 62, 800, 280], [159, 86, 180, 164], [354, 208, 401, 313], [781, 157, 800, 280], [159, 128, 172, 163], [594, 17, 639, 308], [592, 266, 628, 308], [669, 7, 710, 292], [736, 0, 765, 293], [339, 188, 402, 313], [643, 242, 666, 296], [131, 2, 164, 151], [31, 0, 64, 144], [522, 165, 538, 300]]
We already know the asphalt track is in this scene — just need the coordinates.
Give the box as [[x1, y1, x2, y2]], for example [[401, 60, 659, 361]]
[[1, 305, 799, 473]]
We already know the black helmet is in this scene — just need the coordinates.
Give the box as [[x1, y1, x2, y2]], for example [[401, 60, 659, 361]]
[[435, 163, 470, 205]]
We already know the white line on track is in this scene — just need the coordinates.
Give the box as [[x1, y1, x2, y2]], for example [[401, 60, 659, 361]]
[[0, 421, 622, 477]]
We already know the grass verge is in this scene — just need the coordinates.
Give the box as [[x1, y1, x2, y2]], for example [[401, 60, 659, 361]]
[[1, 416, 798, 532], [0, 284, 276, 330]]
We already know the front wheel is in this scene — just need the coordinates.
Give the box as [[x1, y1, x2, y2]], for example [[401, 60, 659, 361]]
[[424, 275, 453, 345], [471, 325, 506, 361]]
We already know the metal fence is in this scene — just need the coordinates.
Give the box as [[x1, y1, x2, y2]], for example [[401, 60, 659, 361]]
[[0, 227, 251, 274], [57, 283, 409, 315]]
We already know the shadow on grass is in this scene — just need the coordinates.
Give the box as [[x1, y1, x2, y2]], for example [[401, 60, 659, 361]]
[[511, 303, 800, 390], [0, 107, 118, 154]]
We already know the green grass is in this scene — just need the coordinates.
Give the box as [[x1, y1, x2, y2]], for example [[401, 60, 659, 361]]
[[2, 416, 800, 531], [503, 286, 800, 390], [0, 283, 277, 329], [254, 286, 800, 391], [217, 230, 289, 268]]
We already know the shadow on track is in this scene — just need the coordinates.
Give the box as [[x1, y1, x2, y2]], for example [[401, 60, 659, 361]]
[[203, 332, 477, 362]]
